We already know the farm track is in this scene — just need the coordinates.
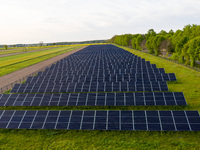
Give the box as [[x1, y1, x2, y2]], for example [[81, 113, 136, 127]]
[[0, 46, 87, 93], [0, 47, 57, 58]]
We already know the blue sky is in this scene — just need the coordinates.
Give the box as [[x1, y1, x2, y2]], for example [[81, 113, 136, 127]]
[[0, 0, 200, 44]]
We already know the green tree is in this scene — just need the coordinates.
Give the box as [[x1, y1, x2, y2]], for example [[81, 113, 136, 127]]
[[168, 29, 174, 36], [146, 29, 156, 40], [187, 37, 200, 66], [153, 35, 166, 56], [4, 45, 8, 50], [146, 36, 155, 54], [136, 35, 144, 50]]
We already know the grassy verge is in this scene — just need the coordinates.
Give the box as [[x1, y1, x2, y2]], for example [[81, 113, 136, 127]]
[[0, 45, 200, 149], [0, 46, 82, 76]]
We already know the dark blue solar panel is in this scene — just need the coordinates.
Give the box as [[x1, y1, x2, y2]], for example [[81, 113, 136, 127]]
[[0, 92, 187, 106], [1, 110, 200, 131]]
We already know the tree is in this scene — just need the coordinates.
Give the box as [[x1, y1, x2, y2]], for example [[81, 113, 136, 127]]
[[146, 29, 156, 40], [39, 41, 43, 47], [146, 36, 155, 54], [4, 45, 8, 50], [168, 29, 174, 36], [187, 37, 200, 67], [152, 35, 166, 56], [159, 30, 167, 36], [136, 35, 144, 50]]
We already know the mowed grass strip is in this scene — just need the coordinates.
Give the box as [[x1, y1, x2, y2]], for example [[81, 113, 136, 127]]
[[0, 129, 200, 150], [0, 45, 83, 76]]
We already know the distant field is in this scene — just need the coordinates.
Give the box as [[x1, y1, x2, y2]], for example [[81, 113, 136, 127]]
[[0, 46, 59, 55], [0, 45, 83, 76], [0, 44, 200, 149], [0, 44, 106, 55]]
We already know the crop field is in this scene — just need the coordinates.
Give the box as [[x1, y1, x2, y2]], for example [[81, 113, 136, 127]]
[[0, 46, 60, 55], [0, 44, 106, 56], [0, 45, 83, 77], [0, 45, 200, 149]]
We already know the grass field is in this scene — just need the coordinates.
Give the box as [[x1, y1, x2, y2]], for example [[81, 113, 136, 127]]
[[0, 46, 59, 55], [0, 45, 200, 149], [0, 43, 106, 55], [0, 45, 83, 77]]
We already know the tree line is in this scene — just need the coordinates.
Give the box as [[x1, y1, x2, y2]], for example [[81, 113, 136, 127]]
[[109, 24, 200, 67]]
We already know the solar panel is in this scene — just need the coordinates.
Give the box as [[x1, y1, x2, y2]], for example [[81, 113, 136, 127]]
[[25, 73, 177, 85], [0, 110, 199, 131], [10, 81, 169, 93], [0, 92, 187, 106]]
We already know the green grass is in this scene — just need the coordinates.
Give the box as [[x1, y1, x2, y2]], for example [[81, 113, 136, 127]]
[[0, 130, 200, 150], [0, 45, 83, 76], [0, 46, 59, 55], [0, 45, 200, 149]]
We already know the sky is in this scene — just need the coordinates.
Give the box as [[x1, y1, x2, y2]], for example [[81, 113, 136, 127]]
[[0, 0, 200, 44]]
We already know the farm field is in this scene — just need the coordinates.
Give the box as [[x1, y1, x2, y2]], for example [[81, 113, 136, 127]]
[[0, 45, 200, 149], [0, 45, 83, 77], [0, 46, 59, 55], [0, 43, 106, 56]]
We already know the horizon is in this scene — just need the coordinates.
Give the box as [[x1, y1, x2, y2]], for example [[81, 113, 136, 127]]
[[0, 39, 107, 46]]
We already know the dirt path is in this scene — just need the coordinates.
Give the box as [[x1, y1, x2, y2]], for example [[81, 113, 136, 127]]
[[0, 47, 58, 58], [0, 46, 87, 93]]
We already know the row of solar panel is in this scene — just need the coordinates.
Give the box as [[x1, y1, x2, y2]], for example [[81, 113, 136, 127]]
[[11, 81, 169, 93], [0, 92, 186, 106], [54, 59, 152, 66], [57, 60, 153, 64], [39, 68, 166, 75], [33, 73, 172, 78], [53, 62, 154, 67], [0, 110, 199, 131], [44, 66, 160, 71], [50, 62, 156, 67], [54, 57, 144, 63], [49, 63, 157, 69], [37, 69, 166, 78], [25, 73, 176, 84]]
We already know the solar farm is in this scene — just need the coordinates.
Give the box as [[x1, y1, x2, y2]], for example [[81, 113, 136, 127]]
[[0, 44, 200, 132]]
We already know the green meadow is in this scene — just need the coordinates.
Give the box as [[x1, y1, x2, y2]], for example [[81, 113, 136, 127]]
[[0, 45, 83, 77]]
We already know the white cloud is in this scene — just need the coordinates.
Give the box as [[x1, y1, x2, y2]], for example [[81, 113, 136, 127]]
[[0, 0, 200, 44]]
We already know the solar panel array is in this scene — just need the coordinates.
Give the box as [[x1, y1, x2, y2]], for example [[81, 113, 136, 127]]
[[10, 45, 176, 95], [0, 44, 199, 131], [0, 110, 199, 131]]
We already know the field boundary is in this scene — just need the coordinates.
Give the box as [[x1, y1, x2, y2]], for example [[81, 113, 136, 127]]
[[0, 46, 87, 94]]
